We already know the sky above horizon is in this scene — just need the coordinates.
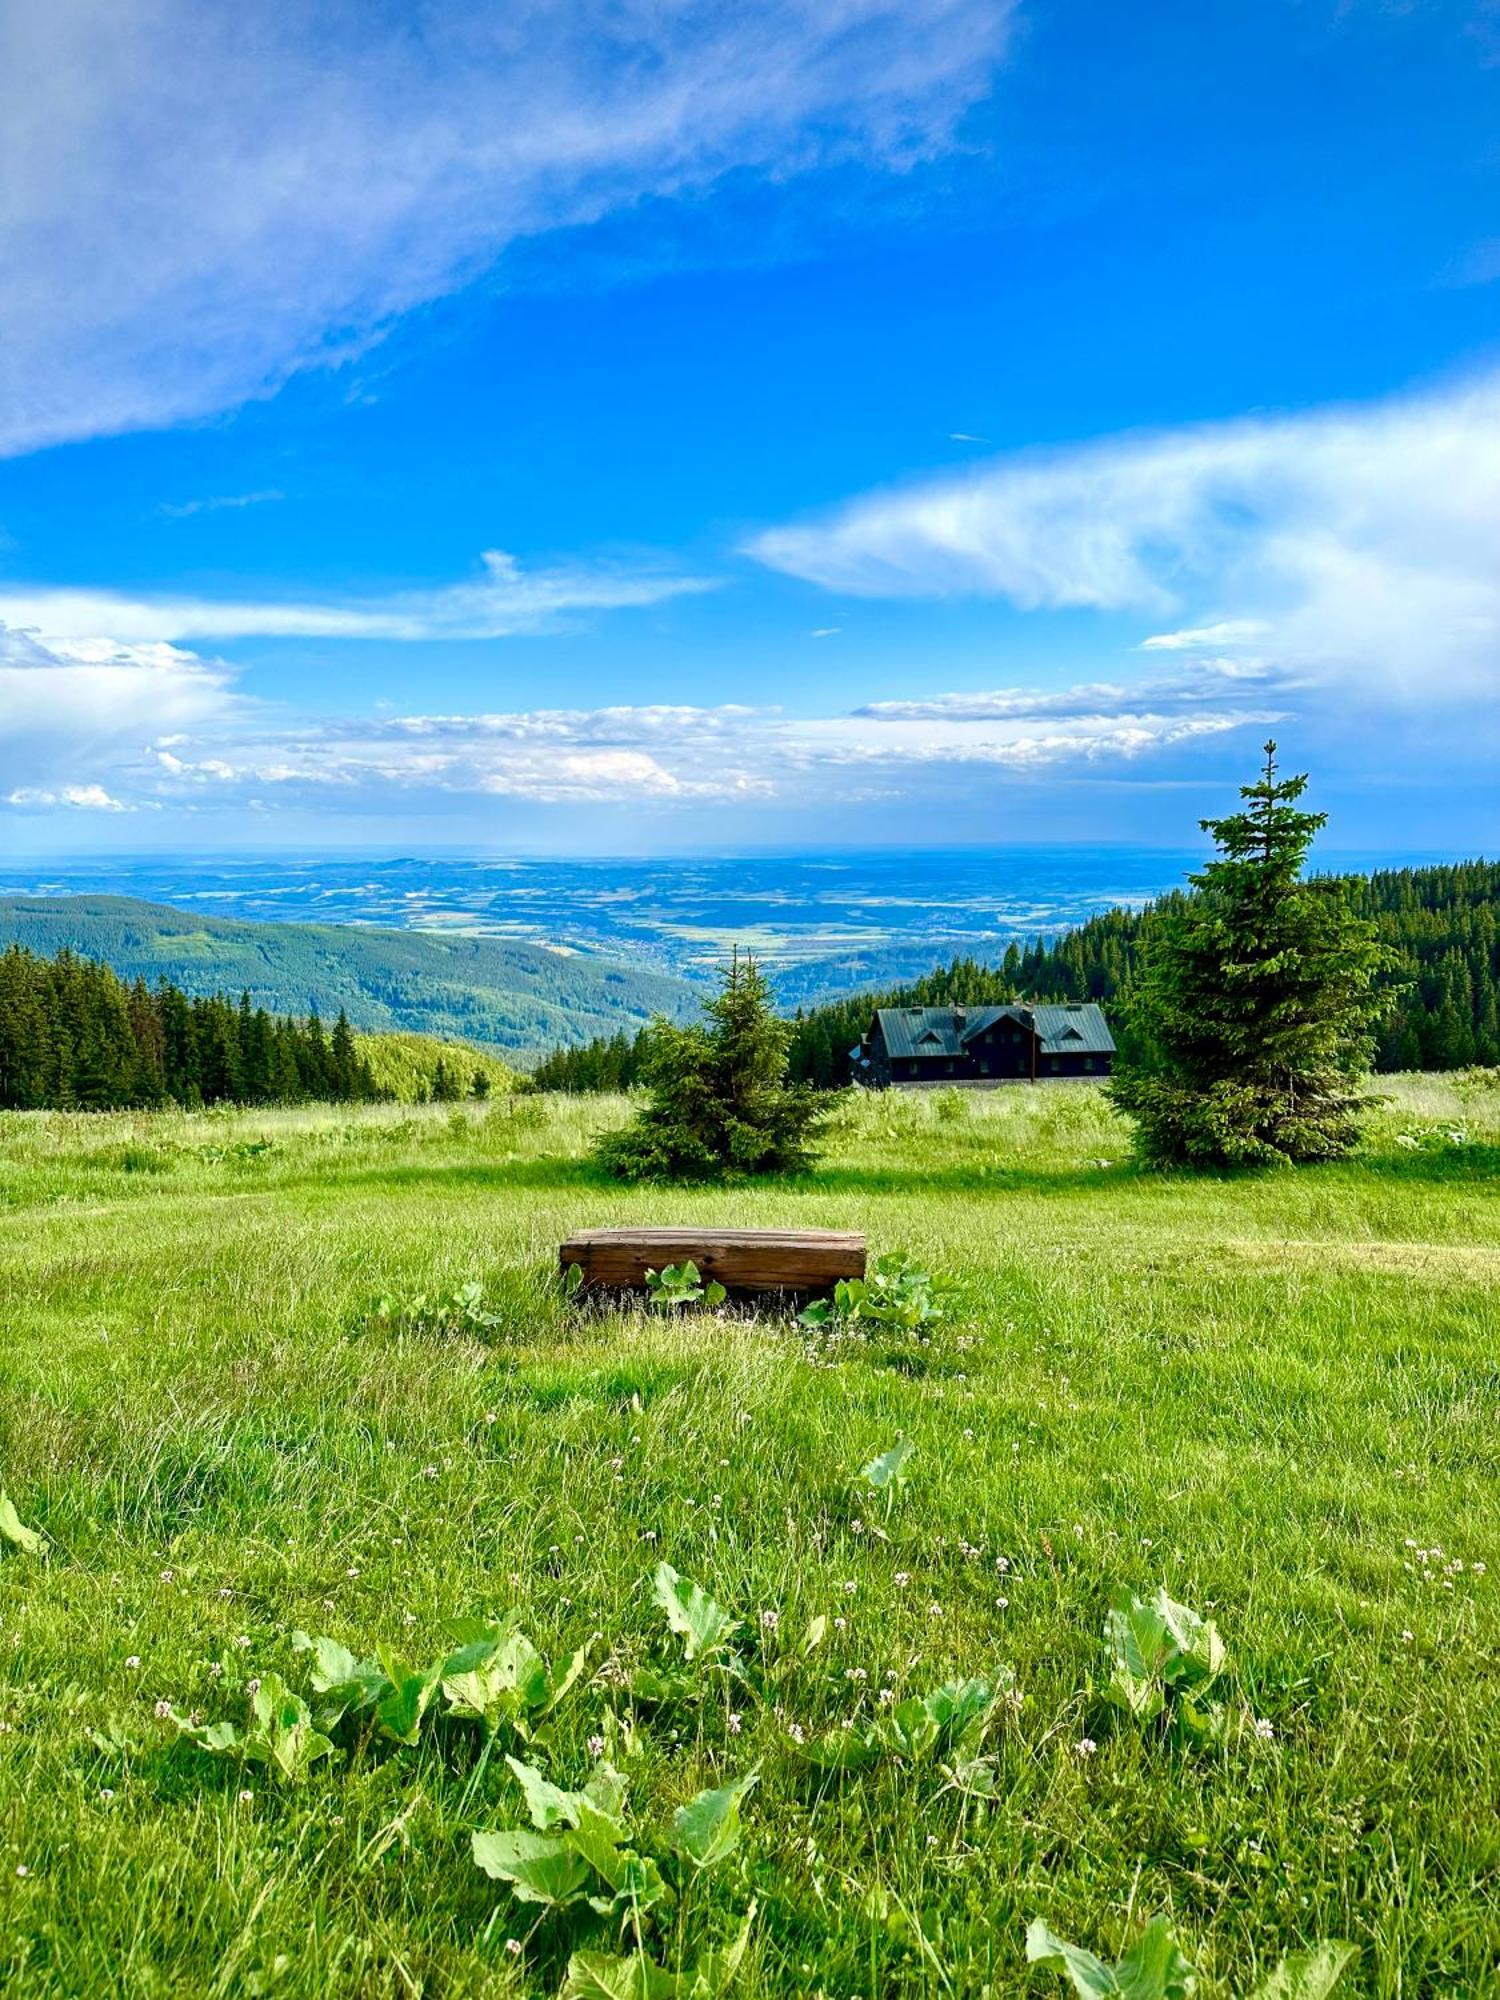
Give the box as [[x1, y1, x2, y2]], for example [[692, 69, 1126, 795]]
[[2, 0, 1498, 859]]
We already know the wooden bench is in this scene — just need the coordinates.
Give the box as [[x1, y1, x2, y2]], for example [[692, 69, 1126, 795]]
[[560, 1226, 866, 1294]]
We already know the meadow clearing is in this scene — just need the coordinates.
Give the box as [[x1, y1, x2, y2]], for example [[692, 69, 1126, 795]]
[[0, 1079, 1496, 1998]]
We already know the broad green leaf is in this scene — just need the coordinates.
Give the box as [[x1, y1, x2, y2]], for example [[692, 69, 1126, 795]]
[[542, 1638, 594, 1716], [801, 1614, 828, 1655], [1246, 1943, 1358, 2000], [559, 1950, 679, 2000], [1025, 1919, 1118, 1997], [1113, 1917, 1198, 1999], [583, 1759, 630, 1820], [801, 1726, 884, 1773], [859, 1439, 914, 1492], [654, 1562, 739, 1662], [506, 1753, 585, 1832], [568, 1804, 633, 1892], [588, 1849, 673, 1921], [1155, 1592, 1225, 1684], [373, 1653, 444, 1744], [671, 1769, 758, 1869], [471, 1828, 591, 1906], [0, 1491, 43, 1557], [884, 1695, 942, 1761], [682, 1900, 757, 1999], [1026, 1914, 1197, 1999], [704, 1281, 727, 1307]]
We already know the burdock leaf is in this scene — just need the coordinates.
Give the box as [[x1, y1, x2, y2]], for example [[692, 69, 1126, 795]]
[[1246, 1943, 1358, 2000], [654, 1563, 739, 1662], [471, 1828, 591, 1906], [671, 1769, 758, 1869], [0, 1492, 43, 1557], [859, 1440, 914, 1492]]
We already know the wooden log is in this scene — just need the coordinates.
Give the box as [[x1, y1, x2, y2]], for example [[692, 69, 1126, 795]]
[[559, 1226, 866, 1294]]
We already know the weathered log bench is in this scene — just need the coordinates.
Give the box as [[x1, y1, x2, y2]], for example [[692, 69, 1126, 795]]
[[560, 1226, 866, 1294]]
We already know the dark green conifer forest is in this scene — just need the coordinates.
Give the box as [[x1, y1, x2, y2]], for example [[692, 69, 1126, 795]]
[[0, 945, 381, 1110]]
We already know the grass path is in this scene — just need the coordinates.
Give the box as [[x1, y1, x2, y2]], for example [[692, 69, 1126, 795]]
[[0, 1080, 1497, 1997]]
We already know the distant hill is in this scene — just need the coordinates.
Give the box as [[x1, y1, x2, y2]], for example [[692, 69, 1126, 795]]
[[0, 897, 699, 1059]]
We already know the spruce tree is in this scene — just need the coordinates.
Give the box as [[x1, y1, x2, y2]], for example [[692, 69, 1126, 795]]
[[596, 950, 824, 1182], [1110, 742, 1397, 1167]]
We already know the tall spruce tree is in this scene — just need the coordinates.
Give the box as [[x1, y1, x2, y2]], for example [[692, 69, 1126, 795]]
[[596, 950, 824, 1181], [1110, 743, 1396, 1167]]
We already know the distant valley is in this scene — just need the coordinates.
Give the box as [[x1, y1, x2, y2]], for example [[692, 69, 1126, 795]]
[[0, 896, 698, 1059]]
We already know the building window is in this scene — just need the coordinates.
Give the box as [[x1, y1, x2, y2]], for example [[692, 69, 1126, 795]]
[[1084, 1057, 1095, 1072], [980, 1060, 989, 1075]]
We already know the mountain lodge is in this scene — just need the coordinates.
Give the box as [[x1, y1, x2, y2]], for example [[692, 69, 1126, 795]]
[[853, 1001, 1115, 1087]]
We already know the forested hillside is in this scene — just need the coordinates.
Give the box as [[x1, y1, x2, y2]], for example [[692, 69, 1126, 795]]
[[532, 860, 1500, 1088], [0, 897, 697, 1055], [0, 944, 384, 1109]]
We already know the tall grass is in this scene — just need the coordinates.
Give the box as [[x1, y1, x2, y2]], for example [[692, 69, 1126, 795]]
[[0, 1078, 1496, 1996]]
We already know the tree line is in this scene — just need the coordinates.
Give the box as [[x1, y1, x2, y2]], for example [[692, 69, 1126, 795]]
[[535, 856, 1500, 1093], [0, 944, 384, 1110]]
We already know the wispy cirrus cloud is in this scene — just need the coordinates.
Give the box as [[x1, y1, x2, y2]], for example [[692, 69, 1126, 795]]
[[748, 370, 1500, 699], [0, 0, 1015, 457], [0, 549, 715, 643], [157, 491, 285, 519]]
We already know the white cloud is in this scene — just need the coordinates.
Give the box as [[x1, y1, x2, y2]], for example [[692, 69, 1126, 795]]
[[8, 783, 134, 812], [4, 618, 1276, 818], [0, 0, 1014, 456], [748, 370, 1500, 698], [1138, 620, 1270, 652], [0, 548, 715, 643]]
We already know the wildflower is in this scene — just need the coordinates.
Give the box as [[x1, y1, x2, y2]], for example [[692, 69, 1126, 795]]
[[235, 1635, 252, 1649], [16, 1864, 28, 1878], [246, 1678, 261, 1696], [159, 1569, 175, 1584], [587, 1734, 605, 1758], [1074, 1737, 1097, 1758], [851, 1520, 865, 1536], [842, 1581, 857, 1596], [124, 1656, 142, 1671], [154, 1699, 173, 1720], [787, 1721, 805, 1743], [878, 1688, 895, 1705], [218, 1587, 234, 1600], [894, 1571, 911, 1588], [345, 1567, 360, 1579], [208, 1661, 224, 1678], [759, 1609, 780, 1632], [1401, 1629, 1414, 1642], [99, 1789, 115, 1801], [1254, 1717, 1274, 1740], [485, 1412, 498, 1425], [927, 1603, 943, 1618], [995, 1595, 1009, 1610], [506, 1939, 523, 1958], [728, 1712, 743, 1735], [238, 1789, 254, 1804], [834, 1616, 847, 1631]]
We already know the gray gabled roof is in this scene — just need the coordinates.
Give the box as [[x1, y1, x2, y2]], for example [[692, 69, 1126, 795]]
[[870, 1001, 1114, 1060]]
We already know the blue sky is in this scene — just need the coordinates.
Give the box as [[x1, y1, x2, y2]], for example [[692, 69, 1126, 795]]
[[2, 0, 1497, 856]]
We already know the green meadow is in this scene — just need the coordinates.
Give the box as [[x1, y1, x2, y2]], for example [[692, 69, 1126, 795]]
[[1, 1079, 1496, 1998]]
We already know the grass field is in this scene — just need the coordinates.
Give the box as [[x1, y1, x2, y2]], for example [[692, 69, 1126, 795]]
[[1, 1080, 1497, 1998]]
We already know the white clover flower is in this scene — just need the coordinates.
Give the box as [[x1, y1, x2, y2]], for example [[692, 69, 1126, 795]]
[[238, 1789, 254, 1804], [124, 1656, 142, 1670], [759, 1609, 780, 1632], [505, 1939, 522, 1957], [154, 1699, 173, 1720], [728, 1712, 743, 1735], [587, 1735, 605, 1758], [1254, 1717, 1275, 1740], [1074, 1737, 1097, 1758]]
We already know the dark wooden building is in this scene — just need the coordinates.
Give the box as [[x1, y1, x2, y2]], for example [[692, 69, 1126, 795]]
[[853, 1002, 1115, 1087]]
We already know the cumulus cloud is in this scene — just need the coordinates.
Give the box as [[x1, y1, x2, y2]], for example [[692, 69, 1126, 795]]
[[747, 371, 1500, 698], [4, 616, 1276, 818], [0, 549, 715, 643], [0, 0, 1014, 456], [7, 783, 134, 812]]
